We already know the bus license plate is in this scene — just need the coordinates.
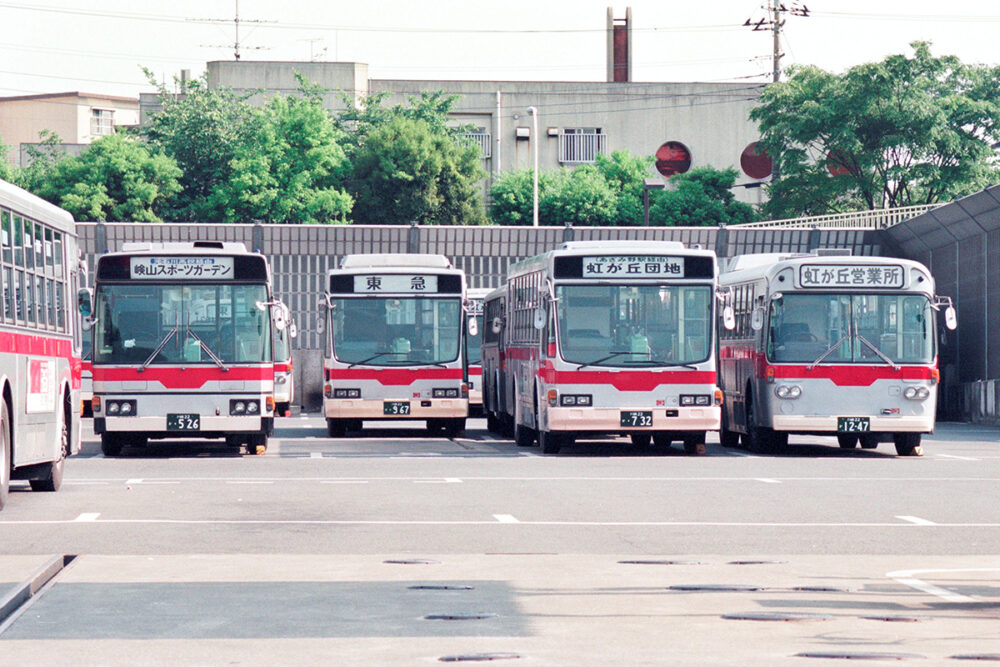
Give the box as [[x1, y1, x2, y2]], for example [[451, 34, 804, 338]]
[[620, 411, 653, 428], [167, 413, 201, 431], [837, 417, 870, 433], [384, 401, 411, 416]]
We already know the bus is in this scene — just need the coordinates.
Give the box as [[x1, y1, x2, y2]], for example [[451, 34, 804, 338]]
[[81, 241, 285, 456], [81, 335, 92, 417], [481, 285, 509, 435], [320, 253, 471, 437], [465, 287, 492, 415], [718, 251, 957, 456], [272, 299, 296, 417], [496, 240, 726, 455], [0, 179, 82, 510]]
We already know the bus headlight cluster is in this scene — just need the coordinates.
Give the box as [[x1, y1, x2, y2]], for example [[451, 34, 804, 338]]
[[560, 394, 592, 406], [332, 388, 361, 399], [432, 388, 460, 398], [230, 399, 261, 415], [680, 394, 712, 406], [105, 400, 136, 416], [903, 386, 930, 400], [774, 385, 802, 400]]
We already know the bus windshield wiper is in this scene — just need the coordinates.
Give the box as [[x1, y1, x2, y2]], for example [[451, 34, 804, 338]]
[[645, 360, 699, 370], [184, 328, 229, 372], [139, 324, 179, 372], [577, 351, 633, 370], [348, 352, 405, 368], [854, 329, 900, 371], [807, 335, 850, 370]]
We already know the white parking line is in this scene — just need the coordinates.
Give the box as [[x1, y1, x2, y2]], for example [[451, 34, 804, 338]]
[[897, 515, 937, 526], [320, 480, 369, 484], [310, 452, 323, 458], [886, 567, 1000, 602], [74, 513, 100, 522], [226, 481, 274, 485], [493, 514, 520, 523], [6, 518, 997, 527], [937, 454, 979, 461], [414, 478, 463, 484], [755, 478, 781, 484]]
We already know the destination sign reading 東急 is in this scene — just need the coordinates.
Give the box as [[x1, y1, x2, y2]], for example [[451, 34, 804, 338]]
[[582, 256, 685, 278], [798, 264, 904, 288], [353, 274, 439, 293], [129, 256, 234, 280]]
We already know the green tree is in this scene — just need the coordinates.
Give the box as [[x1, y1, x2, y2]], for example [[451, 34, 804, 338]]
[[541, 165, 617, 226], [648, 167, 756, 227], [0, 138, 15, 183], [33, 134, 181, 222], [751, 42, 1000, 218], [350, 115, 485, 225], [489, 168, 550, 226], [594, 150, 655, 226]]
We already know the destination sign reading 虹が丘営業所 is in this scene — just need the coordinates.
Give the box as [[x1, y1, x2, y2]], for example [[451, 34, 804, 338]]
[[582, 256, 684, 278], [798, 264, 904, 288]]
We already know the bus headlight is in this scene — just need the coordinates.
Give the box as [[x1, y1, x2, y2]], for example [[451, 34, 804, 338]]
[[775, 385, 801, 399], [232, 401, 246, 414], [903, 386, 930, 400], [560, 394, 592, 406], [105, 400, 136, 415], [680, 394, 712, 406], [107, 402, 119, 415]]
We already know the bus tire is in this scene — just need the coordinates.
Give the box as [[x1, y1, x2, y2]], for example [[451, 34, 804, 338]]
[[30, 403, 67, 493], [630, 433, 652, 448], [719, 410, 740, 448], [652, 432, 672, 448], [683, 432, 707, 456], [514, 422, 535, 447], [893, 433, 923, 457], [486, 412, 500, 434], [859, 434, 880, 449], [837, 434, 859, 449], [538, 429, 561, 454], [742, 391, 772, 453], [0, 401, 10, 510], [101, 433, 124, 457], [326, 418, 346, 438]]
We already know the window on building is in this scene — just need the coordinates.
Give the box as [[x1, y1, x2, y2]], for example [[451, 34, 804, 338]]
[[91, 108, 115, 135], [559, 128, 607, 164], [460, 127, 492, 159]]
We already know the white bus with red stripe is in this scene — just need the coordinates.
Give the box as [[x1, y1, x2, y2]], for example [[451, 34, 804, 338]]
[[320, 254, 469, 437], [272, 300, 296, 417], [718, 251, 957, 456], [499, 240, 724, 455], [465, 287, 491, 414], [85, 241, 282, 456], [0, 179, 82, 510]]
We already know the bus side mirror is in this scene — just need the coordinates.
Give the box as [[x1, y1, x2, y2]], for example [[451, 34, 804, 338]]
[[750, 307, 764, 331], [491, 317, 503, 334], [316, 301, 326, 335], [289, 322, 298, 339], [944, 305, 957, 331], [722, 305, 736, 331], [468, 317, 479, 337], [533, 307, 546, 330], [77, 288, 93, 318]]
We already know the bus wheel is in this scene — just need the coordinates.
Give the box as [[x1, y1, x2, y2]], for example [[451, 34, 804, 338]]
[[859, 434, 880, 450], [629, 433, 652, 448], [683, 433, 707, 456], [719, 410, 740, 448], [742, 393, 772, 453], [101, 433, 124, 457], [326, 418, 346, 438], [30, 405, 67, 493], [486, 412, 500, 434], [837, 434, 859, 449], [893, 433, 923, 457], [514, 422, 535, 447], [0, 401, 10, 510], [538, 429, 561, 454]]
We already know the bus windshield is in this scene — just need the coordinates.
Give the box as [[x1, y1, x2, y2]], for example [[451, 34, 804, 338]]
[[767, 293, 934, 364], [94, 283, 272, 365], [555, 284, 712, 366], [467, 315, 483, 365], [332, 297, 461, 366]]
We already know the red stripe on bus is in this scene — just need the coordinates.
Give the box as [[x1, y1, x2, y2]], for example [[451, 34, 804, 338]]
[[768, 364, 936, 386], [538, 365, 716, 391], [274, 363, 289, 372], [0, 330, 81, 388], [469, 365, 482, 373], [327, 368, 463, 385], [93, 366, 271, 389]]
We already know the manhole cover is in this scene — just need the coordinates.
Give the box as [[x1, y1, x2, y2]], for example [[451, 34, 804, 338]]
[[425, 613, 499, 621], [439, 654, 523, 662], [951, 655, 1000, 661], [796, 651, 925, 660], [618, 560, 705, 565], [724, 611, 835, 622], [861, 615, 925, 623], [791, 586, 856, 593], [409, 585, 475, 591], [728, 560, 789, 565], [669, 584, 765, 592], [383, 559, 441, 565]]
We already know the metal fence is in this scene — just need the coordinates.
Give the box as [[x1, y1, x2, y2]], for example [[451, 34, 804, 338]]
[[730, 204, 941, 230]]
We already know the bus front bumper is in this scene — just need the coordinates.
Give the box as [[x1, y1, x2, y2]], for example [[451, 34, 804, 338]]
[[546, 406, 721, 432], [770, 415, 934, 433], [325, 398, 468, 420], [95, 415, 271, 435]]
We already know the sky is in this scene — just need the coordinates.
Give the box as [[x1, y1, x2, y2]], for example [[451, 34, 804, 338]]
[[2, 0, 1000, 99]]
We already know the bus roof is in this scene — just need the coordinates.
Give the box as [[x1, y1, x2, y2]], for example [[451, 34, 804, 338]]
[[339, 253, 453, 270], [0, 178, 75, 234], [466, 287, 494, 300], [509, 240, 716, 280], [720, 251, 933, 292], [118, 241, 251, 254]]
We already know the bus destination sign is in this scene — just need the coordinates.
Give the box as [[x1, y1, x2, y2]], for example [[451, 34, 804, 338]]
[[582, 256, 684, 278], [799, 264, 904, 288], [130, 256, 235, 280], [353, 274, 440, 293]]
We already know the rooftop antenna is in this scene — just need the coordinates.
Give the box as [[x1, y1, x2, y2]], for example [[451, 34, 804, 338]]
[[743, 0, 810, 82], [192, 0, 274, 60]]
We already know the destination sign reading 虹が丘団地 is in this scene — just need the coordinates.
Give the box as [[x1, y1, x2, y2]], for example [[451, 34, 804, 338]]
[[129, 256, 235, 280], [798, 264, 905, 288], [582, 256, 684, 278]]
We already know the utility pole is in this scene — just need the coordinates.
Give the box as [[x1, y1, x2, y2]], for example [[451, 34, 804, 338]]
[[744, 1, 810, 82]]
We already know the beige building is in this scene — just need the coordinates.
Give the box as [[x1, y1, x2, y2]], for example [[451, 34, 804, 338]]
[[0, 92, 140, 166]]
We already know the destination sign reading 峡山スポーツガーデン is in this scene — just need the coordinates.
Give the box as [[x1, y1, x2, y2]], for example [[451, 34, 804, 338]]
[[582, 256, 684, 277], [353, 275, 440, 293], [798, 264, 905, 289], [129, 256, 235, 279]]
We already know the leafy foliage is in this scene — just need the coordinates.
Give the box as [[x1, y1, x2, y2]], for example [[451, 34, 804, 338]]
[[751, 42, 1000, 217], [648, 167, 756, 227], [594, 151, 655, 226]]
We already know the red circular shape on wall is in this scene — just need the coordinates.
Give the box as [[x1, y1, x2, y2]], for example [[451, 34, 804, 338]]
[[655, 141, 692, 177], [827, 150, 852, 176], [740, 142, 772, 179]]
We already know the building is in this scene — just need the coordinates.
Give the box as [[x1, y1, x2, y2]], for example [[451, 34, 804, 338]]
[[0, 92, 140, 167]]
